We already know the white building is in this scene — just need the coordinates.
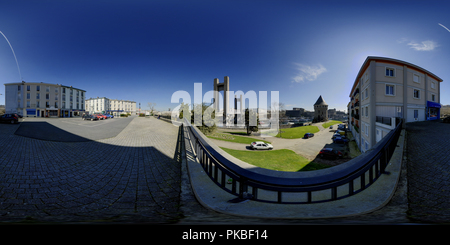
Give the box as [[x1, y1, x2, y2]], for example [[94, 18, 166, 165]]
[[85, 97, 136, 116], [4, 81, 86, 117], [348, 56, 443, 153]]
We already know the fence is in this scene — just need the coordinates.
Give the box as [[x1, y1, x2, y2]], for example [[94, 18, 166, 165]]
[[183, 118, 403, 204]]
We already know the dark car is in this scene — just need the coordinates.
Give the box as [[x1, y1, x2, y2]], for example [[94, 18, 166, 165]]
[[443, 116, 450, 123], [82, 114, 98, 121], [304, 133, 314, 139], [0, 114, 19, 124], [319, 148, 343, 159], [333, 136, 349, 144]]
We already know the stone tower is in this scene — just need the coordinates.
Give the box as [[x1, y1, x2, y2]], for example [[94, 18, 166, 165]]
[[314, 95, 328, 122]]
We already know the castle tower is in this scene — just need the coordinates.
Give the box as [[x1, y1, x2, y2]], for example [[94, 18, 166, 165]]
[[314, 95, 328, 122]]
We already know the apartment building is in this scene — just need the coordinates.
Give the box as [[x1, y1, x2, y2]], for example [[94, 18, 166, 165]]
[[348, 56, 442, 153], [4, 81, 86, 117], [85, 97, 136, 116]]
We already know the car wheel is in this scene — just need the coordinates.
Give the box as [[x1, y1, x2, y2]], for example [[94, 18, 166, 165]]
[[320, 154, 324, 158], [11, 120, 15, 124], [91, 118, 94, 121]]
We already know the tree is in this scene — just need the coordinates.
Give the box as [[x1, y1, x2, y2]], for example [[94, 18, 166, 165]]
[[192, 102, 217, 135], [148, 102, 156, 115], [245, 108, 259, 135]]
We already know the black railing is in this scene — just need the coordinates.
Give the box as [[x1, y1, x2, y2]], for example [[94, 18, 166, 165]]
[[183, 118, 403, 204]]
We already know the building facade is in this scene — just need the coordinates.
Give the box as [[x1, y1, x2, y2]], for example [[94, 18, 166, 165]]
[[85, 97, 136, 116], [4, 82, 86, 117], [348, 56, 443, 153]]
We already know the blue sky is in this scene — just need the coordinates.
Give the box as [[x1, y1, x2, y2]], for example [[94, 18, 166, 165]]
[[1, 0, 449, 113]]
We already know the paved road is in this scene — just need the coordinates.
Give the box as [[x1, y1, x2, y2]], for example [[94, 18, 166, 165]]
[[405, 120, 450, 223], [0, 117, 182, 223]]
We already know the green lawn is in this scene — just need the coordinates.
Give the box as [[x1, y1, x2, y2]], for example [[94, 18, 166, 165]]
[[207, 132, 271, 144], [276, 125, 320, 139], [220, 147, 330, 172], [322, 120, 343, 129]]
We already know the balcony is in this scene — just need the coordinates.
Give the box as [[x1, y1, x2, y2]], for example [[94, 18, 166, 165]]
[[376, 116, 392, 126]]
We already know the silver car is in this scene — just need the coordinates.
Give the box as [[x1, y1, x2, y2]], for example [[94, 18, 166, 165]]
[[250, 141, 274, 150]]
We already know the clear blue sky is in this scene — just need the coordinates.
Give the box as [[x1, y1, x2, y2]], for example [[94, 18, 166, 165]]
[[1, 0, 449, 112]]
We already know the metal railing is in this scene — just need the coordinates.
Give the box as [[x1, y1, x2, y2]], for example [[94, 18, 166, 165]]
[[183, 118, 403, 204]]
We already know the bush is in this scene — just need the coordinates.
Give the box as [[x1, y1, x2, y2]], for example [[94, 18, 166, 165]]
[[120, 114, 128, 117], [139, 113, 145, 117]]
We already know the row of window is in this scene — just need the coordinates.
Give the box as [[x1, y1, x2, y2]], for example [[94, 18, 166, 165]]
[[23, 101, 82, 109], [20, 85, 84, 96], [385, 84, 436, 101], [385, 68, 437, 88]]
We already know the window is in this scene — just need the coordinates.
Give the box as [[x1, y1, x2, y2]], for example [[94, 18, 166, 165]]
[[27, 85, 30, 91], [386, 68, 395, 77], [414, 110, 418, 119], [27, 93, 30, 99], [365, 124, 369, 136], [365, 106, 369, 117], [18, 85, 21, 91], [365, 141, 369, 151], [432, 94, 436, 102], [27, 101, 30, 108], [36, 93, 40, 99], [431, 82, 436, 89], [413, 74, 420, 83], [55, 102, 58, 108], [37, 101, 40, 108], [413, 89, 420, 99], [46, 101, 50, 108], [46, 86, 50, 92], [37, 85, 40, 91], [386, 84, 395, 95], [46, 94, 49, 100]]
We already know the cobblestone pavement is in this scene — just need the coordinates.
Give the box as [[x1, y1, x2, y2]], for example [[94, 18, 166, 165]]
[[405, 120, 450, 224], [0, 117, 183, 223]]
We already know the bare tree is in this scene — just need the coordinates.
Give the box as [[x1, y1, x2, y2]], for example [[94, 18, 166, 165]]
[[148, 102, 156, 115]]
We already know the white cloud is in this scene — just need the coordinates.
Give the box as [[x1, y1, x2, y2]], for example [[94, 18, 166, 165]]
[[292, 63, 327, 83], [407, 40, 439, 51]]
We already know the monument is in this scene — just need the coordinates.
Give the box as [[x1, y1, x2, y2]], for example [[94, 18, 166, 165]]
[[213, 76, 230, 124]]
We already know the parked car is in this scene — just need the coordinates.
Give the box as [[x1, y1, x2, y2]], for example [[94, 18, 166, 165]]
[[105, 114, 114, 118], [98, 114, 107, 119], [250, 141, 274, 150], [93, 114, 104, 120], [333, 136, 349, 144], [329, 125, 333, 129], [319, 148, 343, 159], [443, 116, 450, 123], [82, 114, 98, 121], [332, 134, 346, 140], [336, 130, 345, 135], [304, 133, 314, 139], [0, 114, 19, 124]]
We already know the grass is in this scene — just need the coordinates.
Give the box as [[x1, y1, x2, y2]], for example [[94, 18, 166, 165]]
[[207, 132, 271, 144], [275, 125, 320, 139], [220, 147, 330, 172], [322, 120, 343, 129]]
